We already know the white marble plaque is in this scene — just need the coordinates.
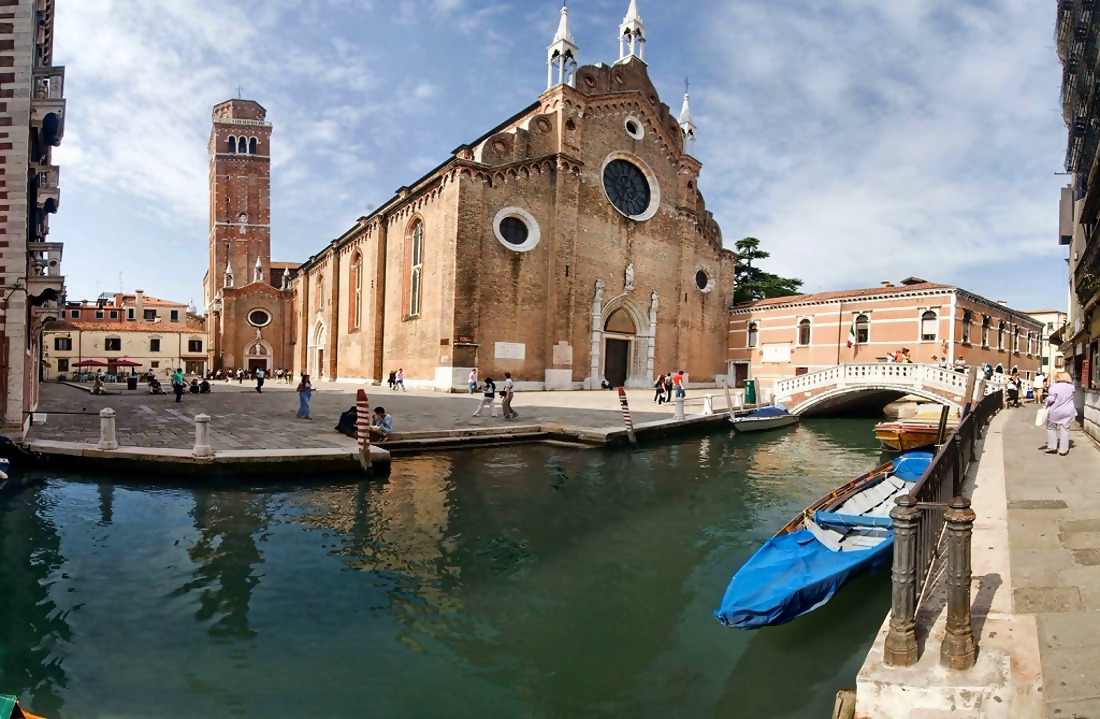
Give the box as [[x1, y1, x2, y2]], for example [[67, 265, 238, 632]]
[[494, 342, 526, 360], [553, 342, 573, 365], [761, 343, 791, 363]]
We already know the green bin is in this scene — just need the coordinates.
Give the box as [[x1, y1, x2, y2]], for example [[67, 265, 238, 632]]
[[744, 378, 757, 405]]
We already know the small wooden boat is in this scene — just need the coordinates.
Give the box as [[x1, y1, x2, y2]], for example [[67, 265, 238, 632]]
[[729, 406, 799, 433], [873, 420, 954, 452], [1, 694, 46, 719], [713, 450, 933, 629]]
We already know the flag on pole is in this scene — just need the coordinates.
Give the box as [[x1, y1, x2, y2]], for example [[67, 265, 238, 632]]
[[846, 318, 857, 348]]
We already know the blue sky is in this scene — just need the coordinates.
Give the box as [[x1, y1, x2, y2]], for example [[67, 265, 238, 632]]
[[51, 0, 1069, 313]]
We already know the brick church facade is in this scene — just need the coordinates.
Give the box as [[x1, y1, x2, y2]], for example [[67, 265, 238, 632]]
[[204, 3, 736, 389]]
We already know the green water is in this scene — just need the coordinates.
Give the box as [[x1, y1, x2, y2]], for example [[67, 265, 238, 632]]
[[0, 419, 891, 718]]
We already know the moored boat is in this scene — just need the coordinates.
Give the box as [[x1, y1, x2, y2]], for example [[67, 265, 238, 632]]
[[713, 450, 933, 629], [729, 405, 799, 433], [1, 694, 46, 719], [873, 420, 954, 452]]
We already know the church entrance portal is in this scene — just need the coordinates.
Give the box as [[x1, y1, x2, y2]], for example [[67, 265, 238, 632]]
[[248, 358, 267, 374], [605, 339, 630, 387]]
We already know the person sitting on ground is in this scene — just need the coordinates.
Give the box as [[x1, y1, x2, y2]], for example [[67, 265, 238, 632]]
[[148, 377, 165, 395], [199, 378, 211, 394], [92, 375, 105, 395], [600, 379, 612, 390], [367, 406, 394, 442], [189, 379, 200, 394], [335, 405, 358, 437]]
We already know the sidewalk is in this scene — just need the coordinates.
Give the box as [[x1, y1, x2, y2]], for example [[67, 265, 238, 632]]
[[1004, 406, 1100, 717]]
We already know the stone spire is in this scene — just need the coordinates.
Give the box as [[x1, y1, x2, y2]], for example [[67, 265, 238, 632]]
[[679, 87, 697, 155], [281, 267, 291, 290], [618, 0, 645, 63], [224, 260, 234, 288], [547, 4, 579, 89]]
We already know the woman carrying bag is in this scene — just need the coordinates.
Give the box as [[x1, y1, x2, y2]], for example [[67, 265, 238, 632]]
[[1043, 371, 1076, 455]]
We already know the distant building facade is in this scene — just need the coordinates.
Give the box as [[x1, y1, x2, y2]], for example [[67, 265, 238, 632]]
[[0, 0, 66, 437], [728, 278, 1044, 394], [202, 100, 297, 377], [290, 4, 734, 389], [1023, 309, 1068, 375], [42, 290, 207, 379]]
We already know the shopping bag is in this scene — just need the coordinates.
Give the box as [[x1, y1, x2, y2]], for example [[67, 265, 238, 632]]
[[1035, 407, 1049, 428]]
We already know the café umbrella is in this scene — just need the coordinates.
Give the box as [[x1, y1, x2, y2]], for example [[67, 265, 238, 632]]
[[109, 359, 142, 367], [71, 359, 107, 367]]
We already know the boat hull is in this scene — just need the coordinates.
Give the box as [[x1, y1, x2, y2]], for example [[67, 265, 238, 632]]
[[730, 415, 799, 433]]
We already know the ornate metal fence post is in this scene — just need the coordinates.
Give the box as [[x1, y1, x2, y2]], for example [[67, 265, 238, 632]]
[[952, 434, 964, 497], [941, 496, 977, 670], [884, 494, 921, 666]]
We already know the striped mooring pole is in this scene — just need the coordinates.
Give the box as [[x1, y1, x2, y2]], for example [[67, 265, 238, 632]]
[[356, 388, 373, 473], [617, 386, 638, 448]]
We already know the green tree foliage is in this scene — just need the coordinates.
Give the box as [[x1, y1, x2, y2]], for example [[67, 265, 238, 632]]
[[733, 237, 804, 305]]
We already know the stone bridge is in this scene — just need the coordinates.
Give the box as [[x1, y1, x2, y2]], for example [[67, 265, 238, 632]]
[[773, 363, 1007, 416]]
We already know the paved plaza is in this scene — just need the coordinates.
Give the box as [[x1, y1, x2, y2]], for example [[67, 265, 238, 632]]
[[27, 381, 710, 451]]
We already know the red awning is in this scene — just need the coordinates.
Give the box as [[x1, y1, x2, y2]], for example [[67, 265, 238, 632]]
[[72, 359, 107, 367], [109, 359, 142, 367]]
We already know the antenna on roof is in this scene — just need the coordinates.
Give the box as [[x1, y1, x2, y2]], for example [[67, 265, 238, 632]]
[[119, 272, 123, 293]]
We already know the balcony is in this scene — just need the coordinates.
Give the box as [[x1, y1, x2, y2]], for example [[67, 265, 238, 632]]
[[37, 165, 59, 213], [1074, 232, 1100, 304], [31, 65, 64, 146], [27, 241, 64, 305]]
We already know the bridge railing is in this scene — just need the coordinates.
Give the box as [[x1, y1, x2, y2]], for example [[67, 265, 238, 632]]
[[774, 363, 970, 402], [882, 390, 1002, 669]]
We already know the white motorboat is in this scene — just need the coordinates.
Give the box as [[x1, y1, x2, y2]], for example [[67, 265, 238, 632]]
[[729, 406, 799, 433]]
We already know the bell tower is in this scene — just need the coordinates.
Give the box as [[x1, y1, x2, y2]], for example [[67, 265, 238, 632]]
[[205, 99, 272, 313]]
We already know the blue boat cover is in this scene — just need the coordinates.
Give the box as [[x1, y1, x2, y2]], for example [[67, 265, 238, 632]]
[[713, 450, 934, 629], [744, 405, 790, 418]]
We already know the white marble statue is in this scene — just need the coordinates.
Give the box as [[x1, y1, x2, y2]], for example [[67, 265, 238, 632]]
[[594, 278, 605, 306], [624, 263, 635, 291]]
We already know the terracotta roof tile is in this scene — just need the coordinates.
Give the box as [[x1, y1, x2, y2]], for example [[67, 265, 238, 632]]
[[732, 282, 955, 309], [43, 320, 202, 334]]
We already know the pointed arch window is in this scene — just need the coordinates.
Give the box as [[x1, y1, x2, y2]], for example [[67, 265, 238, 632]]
[[920, 310, 937, 341], [855, 314, 870, 344], [747, 322, 759, 348], [407, 220, 424, 318], [797, 319, 811, 346], [249, 137, 258, 154], [227, 136, 237, 153], [997, 321, 1005, 350], [317, 278, 324, 310], [351, 252, 363, 330], [981, 315, 990, 347]]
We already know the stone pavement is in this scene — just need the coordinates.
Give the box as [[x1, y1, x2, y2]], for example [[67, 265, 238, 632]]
[[1004, 404, 1100, 717], [28, 381, 695, 451]]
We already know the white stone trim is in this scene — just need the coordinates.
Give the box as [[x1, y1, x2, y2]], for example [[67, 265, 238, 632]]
[[624, 114, 645, 140], [600, 151, 661, 222], [492, 206, 541, 253], [693, 261, 715, 293], [246, 307, 273, 327]]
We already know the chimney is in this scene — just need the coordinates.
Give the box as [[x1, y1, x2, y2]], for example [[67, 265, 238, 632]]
[[135, 289, 145, 319], [997, 300, 1007, 306], [880, 281, 894, 288]]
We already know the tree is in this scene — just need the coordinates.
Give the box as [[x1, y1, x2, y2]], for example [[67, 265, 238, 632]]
[[733, 237, 803, 305]]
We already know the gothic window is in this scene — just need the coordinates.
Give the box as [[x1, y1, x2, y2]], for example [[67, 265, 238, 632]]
[[997, 321, 1005, 350], [407, 220, 423, 317], [351, 252, 363, 330], [747, 322, 759, 348], [961, 310, 972, 344], [921, 310, 937, 341], [603, 159, 651, 217], [981, 316, 990, 347], [249, 137, 257, 154], [797, 319, 811, 346], [227, 136, 237, 153], [317, 279, 324, 310], [855, 314, 870, 344], [1013, 327, 1020, 353]]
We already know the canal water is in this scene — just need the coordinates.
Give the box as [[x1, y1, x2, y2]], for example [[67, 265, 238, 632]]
[[0, 418, 891, 718]]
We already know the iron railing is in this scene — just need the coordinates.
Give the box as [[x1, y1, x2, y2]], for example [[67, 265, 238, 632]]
[[882, 389, 1002, 668]]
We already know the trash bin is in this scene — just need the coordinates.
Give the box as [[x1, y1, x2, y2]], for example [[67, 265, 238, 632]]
[[126, 375, 138, 391], [744, 379, 757, 405]]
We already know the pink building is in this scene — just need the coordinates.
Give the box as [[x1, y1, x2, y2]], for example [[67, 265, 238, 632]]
[[728, 278, 1044, 395]]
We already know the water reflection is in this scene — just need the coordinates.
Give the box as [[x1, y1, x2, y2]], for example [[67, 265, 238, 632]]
[[0, 483, 70, 716]]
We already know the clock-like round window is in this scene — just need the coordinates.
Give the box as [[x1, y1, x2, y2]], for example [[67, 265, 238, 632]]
[[499, 216, 529, 245], [248, 309, 271, 327], [493, 207, 541, 252], [603, 159, 651, 218]]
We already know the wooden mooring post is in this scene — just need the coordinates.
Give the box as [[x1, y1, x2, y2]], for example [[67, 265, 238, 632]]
[[617, 387, 638, 448], [356, 388, 373, 473]]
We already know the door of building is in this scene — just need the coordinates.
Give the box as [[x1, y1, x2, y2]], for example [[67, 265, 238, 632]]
[[605, 339, 629, 387], [248, 358, 267, 374], [732, 362, 749, 388]]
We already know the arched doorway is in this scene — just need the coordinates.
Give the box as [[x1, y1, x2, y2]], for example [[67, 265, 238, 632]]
[[310, 321, 326, 380], [244, 340, 272, 374], [603, 308, 635, 387]]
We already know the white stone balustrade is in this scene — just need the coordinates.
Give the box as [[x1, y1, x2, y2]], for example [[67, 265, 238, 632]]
[[774, 363, 975, 414]]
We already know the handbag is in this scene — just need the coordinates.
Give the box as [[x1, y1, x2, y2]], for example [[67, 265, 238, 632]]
[[1035, 407, 1049, 428]]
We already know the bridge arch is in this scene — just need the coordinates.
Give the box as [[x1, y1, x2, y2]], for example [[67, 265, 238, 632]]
[[774, 363, 980, 417], [789, 385, 963, 417]]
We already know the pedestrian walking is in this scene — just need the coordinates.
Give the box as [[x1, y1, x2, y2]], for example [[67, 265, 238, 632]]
[[172, 367, 186, 403], [1044, 371, 1075, 455], [663, 371, 674, 402], [468, 367, 478, 393], [237, 368, 244, 384], [395, 368, 406, 391], [654, 373, 666, 404], [673, 370, 686, 399], [472, 377, 497, 417], [255, 367, 265, 393], [501, 372, 518, 420], [296, 373, 313, 419], [1032, 372, 1046, 404], [387, 370, 396, 390]]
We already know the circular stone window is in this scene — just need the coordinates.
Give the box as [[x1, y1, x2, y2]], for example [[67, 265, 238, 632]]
[[624, 116, 645, 140], [601, 153, 660, 221], [694, 263, 716, 293], [493, 207, 541, 252], [248, 309, 272, 327]]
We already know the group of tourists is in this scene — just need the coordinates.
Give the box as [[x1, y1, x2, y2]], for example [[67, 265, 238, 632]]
[[212, 368, 294, 384], [652, 370, 687, 404], [467, 368, 518, 419]]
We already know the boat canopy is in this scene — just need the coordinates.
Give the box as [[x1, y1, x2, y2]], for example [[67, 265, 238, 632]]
[[744, 405, 789, 418]]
